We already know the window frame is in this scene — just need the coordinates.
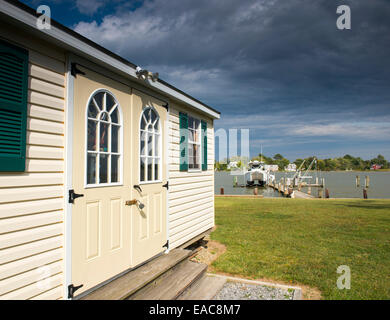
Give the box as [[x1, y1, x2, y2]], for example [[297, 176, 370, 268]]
[[187, 115, 202, 172], [139, 106, 162, 184], [84, 88, 123, 188]]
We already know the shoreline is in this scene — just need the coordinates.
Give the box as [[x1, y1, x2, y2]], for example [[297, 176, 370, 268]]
[[214, 195, 390, 200], [216, 170, 390, 173]]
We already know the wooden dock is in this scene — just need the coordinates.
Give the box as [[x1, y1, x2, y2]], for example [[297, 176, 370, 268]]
[[267, 180, 318, 199], [291, 190, 315, 199]]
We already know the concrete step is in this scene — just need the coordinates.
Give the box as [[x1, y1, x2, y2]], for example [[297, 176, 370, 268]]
[[81, 248, 192, 300], [128, 260, 208, 300]]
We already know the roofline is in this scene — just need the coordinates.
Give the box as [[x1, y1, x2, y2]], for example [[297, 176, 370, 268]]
[[1, 0, 220, 119]]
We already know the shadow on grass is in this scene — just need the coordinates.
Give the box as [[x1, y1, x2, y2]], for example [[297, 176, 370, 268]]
[[335, 201, 390, 210]]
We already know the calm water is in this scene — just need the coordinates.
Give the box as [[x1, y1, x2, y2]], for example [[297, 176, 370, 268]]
[[215, 171, 390, 199]]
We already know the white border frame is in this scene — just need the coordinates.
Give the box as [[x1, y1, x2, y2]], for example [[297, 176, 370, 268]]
[[187, 114, 202, 173], [64, 54, 74, 300], [138, 105, 163, 185], [63, 56, 172, 299], [83, 88, 124, 189]]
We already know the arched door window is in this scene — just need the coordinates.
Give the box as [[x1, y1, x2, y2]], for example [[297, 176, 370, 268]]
[[140, 107, 161, 182], [86, 90, 122, 186]]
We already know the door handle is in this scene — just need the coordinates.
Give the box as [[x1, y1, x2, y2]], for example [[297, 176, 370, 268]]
[[125, 199, 138, 206], [133, 185, 142, 193], [125, 199, 145, 210]]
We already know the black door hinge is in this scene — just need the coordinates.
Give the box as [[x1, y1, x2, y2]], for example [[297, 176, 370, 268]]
[[68, 284, 83, 299], [162, 103, 169, 111], [71, 63, 86, 78], [69, 189, 84, 204], [162, 181, 169, 190], [163, 240, 169, 249]]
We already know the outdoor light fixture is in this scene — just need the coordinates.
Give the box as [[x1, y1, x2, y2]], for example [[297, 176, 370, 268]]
[[136, 66, 159, 82]]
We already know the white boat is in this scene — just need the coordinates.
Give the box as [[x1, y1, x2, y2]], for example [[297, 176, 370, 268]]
[[245, 160, 275, 187]]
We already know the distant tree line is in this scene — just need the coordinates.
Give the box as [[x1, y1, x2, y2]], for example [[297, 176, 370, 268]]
[[293, 154, 389, 171], [215, 154, 389, 171]]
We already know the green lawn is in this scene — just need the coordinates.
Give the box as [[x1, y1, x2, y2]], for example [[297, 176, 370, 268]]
[[211, 197, 390, 300]]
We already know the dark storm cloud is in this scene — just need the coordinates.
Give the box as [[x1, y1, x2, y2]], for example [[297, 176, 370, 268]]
[[72, 0, 390, 159]]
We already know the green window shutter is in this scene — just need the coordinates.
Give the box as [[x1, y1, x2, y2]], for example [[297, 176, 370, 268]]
[[179, 112, 188, 171], [201, 120, 207, 171], [0, 40, 29, 172]]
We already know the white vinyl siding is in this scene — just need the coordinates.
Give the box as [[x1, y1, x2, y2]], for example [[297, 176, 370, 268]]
[[168, 103, 215, 249], [0, 36, 65, 300]]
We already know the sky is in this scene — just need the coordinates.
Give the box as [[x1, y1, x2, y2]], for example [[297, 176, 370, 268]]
[[21, 0, 390, 161]]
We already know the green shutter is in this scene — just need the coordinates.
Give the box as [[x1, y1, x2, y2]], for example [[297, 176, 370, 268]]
[[179, 112, 188, 171], [201, 120, 207, 171], [0, 40, 29, 172]]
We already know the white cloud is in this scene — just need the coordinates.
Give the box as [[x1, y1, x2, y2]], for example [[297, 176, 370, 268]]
[[291, 123, 390, 139]]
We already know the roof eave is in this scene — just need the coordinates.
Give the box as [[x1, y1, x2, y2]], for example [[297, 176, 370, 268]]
[[0, 0, 220, 119]]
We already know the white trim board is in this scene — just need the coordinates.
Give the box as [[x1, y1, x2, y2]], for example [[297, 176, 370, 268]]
[[64, 53, 74, 300]]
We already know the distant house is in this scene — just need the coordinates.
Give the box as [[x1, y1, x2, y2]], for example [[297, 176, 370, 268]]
[[285, 163, 297, 172], [371, 164, 382, 170], [264, 164, 279, 172], [227, 161, 239, 170]]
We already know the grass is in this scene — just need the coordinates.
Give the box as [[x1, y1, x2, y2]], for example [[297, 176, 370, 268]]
[[211, 197, 390, 300]]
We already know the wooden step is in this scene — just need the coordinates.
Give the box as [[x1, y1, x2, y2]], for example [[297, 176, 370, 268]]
[[128, 261, 208, 300], [177, 275, 226, 300], [81, 248, 192, 300]]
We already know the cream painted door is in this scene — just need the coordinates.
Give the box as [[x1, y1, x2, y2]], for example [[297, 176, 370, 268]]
[[131, 89, 168, 266], [71, 67, 133, 296]]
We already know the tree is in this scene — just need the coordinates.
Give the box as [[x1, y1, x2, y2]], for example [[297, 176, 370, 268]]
[[273, 153, 284, 161], [294, 158, 304, 168]]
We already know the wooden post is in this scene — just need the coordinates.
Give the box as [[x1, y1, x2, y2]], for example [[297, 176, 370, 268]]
[[365, 175, 370, 189], [356, 175, 360, 188], [363, 188, 368, 199], [284, 183, 289, 196], [318, 188, 323, 198], [325, 188, 330, 198], [254, 187, 258, 196], [315, 177, 318, 185], [220, 187, 224, 195], [307, 186, 311, 195]]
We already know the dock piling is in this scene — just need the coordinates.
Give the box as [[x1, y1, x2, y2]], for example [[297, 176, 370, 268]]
[[356, 175, 360, 188], [325, 188, 330, 199], [365, 175, 370, 189]]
